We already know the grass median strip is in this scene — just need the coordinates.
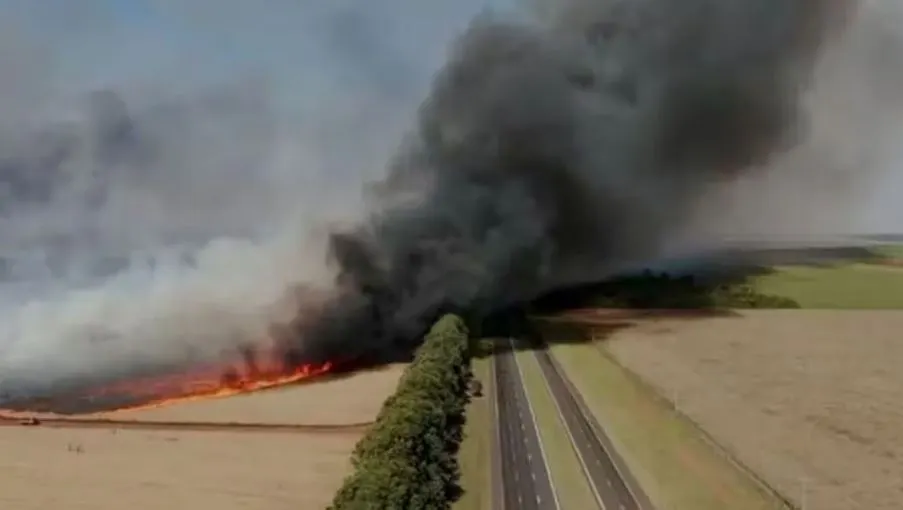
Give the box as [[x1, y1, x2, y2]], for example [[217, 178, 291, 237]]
[[514, 349, 598, 510], [453, 356, 491, 510], [550, 342, 787, 510]]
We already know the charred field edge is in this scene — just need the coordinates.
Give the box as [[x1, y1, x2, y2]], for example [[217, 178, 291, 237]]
[[0, 358, 380, 415], [1, 244, 881, 415]]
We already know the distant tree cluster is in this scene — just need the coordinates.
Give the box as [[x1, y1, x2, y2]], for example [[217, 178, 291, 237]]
[[328, 314, 473, 510], [533, 270, 800, 312]]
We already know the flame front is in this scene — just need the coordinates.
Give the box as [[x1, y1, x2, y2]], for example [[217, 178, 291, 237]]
[[83, 348, 335, 413]]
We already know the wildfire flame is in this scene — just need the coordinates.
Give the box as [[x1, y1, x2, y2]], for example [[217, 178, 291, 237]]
[[88, 358, 335, 414], [77, 315, 342, 413], [1, 297, 342, 415]]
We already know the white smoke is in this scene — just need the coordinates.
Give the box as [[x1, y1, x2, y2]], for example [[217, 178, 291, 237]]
[[0, 0, 500, 392]]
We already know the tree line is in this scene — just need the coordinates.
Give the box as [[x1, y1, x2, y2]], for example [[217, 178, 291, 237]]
[[328, 314, 473, 510]]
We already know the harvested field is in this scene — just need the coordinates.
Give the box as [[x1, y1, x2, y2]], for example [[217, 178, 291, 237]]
[[0, 365, 406, 510], [603, 310, 903, 510], [0, 426, 355, 510]]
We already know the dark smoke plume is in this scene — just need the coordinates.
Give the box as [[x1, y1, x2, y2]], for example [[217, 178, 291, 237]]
[[295, 0, 859, 363], [3, 0, 898, 407]]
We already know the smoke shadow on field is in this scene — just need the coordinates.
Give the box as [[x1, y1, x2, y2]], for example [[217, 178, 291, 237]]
[[3, 245, 883, 414], [475, 243, 887, 358], [476, 306, 741, 359]]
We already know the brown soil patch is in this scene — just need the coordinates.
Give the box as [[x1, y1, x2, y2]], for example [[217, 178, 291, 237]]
[[602, 310, 903, 510], [873, 258, 903, 267]]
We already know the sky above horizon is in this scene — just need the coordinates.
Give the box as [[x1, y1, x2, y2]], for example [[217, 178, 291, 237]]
[[0, 0, 900, 232], [3, 0, 515, 105]]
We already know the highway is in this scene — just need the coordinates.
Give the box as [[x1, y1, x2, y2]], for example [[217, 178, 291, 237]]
[[493, 340, 559, 510], [535, 348, 654, 510]]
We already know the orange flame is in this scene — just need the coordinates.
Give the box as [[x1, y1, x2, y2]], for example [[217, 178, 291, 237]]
[[83, 345, 335, 413]]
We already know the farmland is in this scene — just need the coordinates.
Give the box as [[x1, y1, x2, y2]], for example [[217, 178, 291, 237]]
[[520, 250, 903, 510], [602, 309, 903, 510], [0, 365, 407, 510]]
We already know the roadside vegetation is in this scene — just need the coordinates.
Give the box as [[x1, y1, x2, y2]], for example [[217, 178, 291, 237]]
[[451, 347, 492, 510], [329, 314, 473, 510]]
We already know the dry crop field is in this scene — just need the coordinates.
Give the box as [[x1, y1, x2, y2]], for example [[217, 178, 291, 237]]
[[603, 310, 903, 510], [0, 364, 406, 510]]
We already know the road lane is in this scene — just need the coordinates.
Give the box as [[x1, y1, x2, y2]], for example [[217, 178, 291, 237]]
[[535, 348, 654, 510], [493, 340, 559, 510]]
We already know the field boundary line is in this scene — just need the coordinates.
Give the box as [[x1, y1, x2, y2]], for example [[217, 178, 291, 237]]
[[0, 414, 373, 434], [591, 344, 798, 510]]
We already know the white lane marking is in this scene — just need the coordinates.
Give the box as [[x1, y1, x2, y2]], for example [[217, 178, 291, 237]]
[[534, 351, 608, 509], [554, 353, 646, 508], [509, 338, 562, 510], [491, 349, 505, 510]]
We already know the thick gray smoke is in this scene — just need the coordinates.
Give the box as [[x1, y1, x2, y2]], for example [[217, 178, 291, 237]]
[[0, 0, 900, 399], [295, 0, 899, 362]]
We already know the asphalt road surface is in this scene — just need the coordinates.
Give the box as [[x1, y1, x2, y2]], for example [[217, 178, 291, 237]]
[[493, 341, 559, 510], [535, 349, 654, 510]]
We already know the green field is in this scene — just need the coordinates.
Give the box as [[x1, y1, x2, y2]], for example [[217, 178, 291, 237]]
[[549, 341, 789, 510], [741, 243, 903, 309], [453, 357, 492, 510], [872, 243, 903, 259], [751, 263, 903, 308], [514, 349, 598, 510]]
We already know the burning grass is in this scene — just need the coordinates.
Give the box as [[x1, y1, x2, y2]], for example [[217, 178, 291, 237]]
[[80, 358, 335, 413], [93, 363, 408, 425], [0, 343, 339, 415]]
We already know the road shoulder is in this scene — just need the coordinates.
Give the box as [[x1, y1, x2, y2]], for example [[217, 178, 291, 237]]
[[453, 355, 493, 510]]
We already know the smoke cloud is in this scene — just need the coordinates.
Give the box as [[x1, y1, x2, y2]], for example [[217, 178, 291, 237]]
[[0, 0, 474, 396], [294, 0, 901, 363], [0, 0, 900, 398]]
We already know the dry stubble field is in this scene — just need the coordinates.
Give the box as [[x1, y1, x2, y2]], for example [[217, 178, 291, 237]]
[[603, 310, 903, 510], [0, 364, 406, 510]]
